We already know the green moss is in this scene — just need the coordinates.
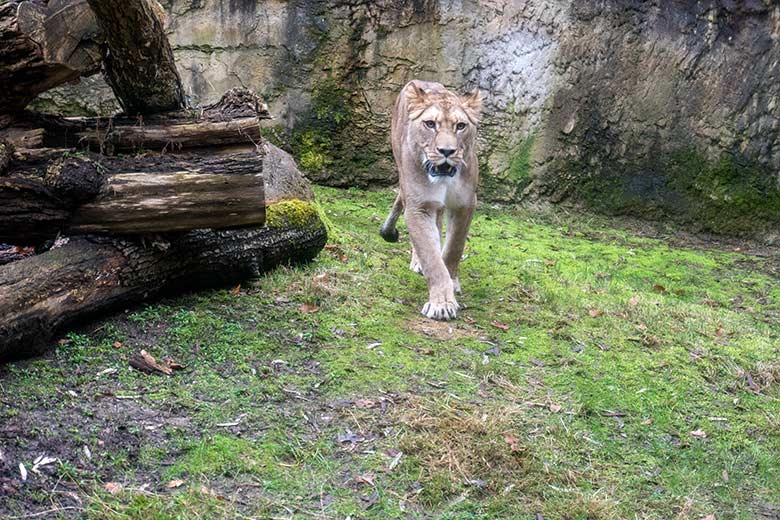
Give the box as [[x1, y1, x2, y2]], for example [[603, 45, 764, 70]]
[[507, 135, 534, 186], [265, 199, 323, 230], [668, 150, 780, 234], [576, 148, 780, 236], [480, 135, 535, 202], [283, 79, 390, 186]]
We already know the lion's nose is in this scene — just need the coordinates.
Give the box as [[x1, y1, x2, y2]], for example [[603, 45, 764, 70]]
[[438, 148, 456, 157]]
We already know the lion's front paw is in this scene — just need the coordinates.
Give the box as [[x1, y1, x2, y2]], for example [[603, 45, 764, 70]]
[[421, 300, 459, 321]]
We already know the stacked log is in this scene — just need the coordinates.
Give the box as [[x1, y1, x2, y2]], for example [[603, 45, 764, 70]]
[[0, 0, 327, 360]]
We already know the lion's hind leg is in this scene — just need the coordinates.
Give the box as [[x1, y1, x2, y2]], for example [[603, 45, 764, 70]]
[[380, 191, 404, 243]]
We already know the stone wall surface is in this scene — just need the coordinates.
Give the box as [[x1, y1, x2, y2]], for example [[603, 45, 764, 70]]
[[33, 0, 780, 234]]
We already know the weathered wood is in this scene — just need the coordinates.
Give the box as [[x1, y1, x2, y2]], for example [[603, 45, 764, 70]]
[[0, 0, 103, 114], [86, 0, 185, 115], [0, 244, 34, 266], [2, 89, 271, 153], [0, 150, 266, 244], [0, 206, 327, 359], [0, 141, 11, 174], [65, 117, 267, 154]]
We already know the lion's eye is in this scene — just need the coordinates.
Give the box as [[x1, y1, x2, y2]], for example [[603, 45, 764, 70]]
[[424, 120, 436, 130], [456, 122, 467, 131]]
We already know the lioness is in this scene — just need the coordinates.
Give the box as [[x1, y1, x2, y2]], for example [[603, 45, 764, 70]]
[[380, 80, 482, 320]]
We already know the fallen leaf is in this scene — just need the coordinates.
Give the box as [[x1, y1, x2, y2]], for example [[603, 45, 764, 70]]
[[355, 473, 376, 486], [229, 284, 241, 296], [162, 357, 185, 370], [722, 470, 728, 482], [691, 429, 707, 439], [503, 433, 522, 451], [490, 321, 509, 331], [354, 399, 376, 408], [420, 348, 435, 355], [628, 296, 640, 307], [549, 403, 562, 413], [104, 482, 122, 495], [275, 296, 290, 304], [112, 341, 123, 348], [715, 326, 725, 337], [588, 309, 603, 317], [544, 260, 556, 266], [337, 429, 365, 445], [31, 455, 57, 474], [165, 479, 185, 489], [463, 316, 476, 325], [19, 463, 27, 482], [652, 284, 667, 294], [641, 418, 654, 425], [387, 451, 403, 472], [129, 350, 173, 376], [700, 516, 716, 520], [299, 302, 320, 313]]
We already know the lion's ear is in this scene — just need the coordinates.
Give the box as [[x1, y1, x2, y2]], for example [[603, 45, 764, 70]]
[[406, 83, 429, 113], [461, 88, 482, 123]]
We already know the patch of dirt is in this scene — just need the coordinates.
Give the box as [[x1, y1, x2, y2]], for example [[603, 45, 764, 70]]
[[405, 317, 481, 341]]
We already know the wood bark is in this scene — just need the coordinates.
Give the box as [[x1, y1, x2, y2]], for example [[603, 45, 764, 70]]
[[86, 0, 185, 115], [0, 150, 266, 244], [0, 214, 328, 359], [41, 116, 267, 154], [1, 89, 271, 153], [0, 0, 103, 115]]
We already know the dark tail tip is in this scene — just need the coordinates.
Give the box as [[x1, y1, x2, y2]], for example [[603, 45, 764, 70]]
[[379, 226, 399, 243]]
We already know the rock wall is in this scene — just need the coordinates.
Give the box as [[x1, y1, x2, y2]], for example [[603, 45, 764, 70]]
[[32, 0, 780, 235]]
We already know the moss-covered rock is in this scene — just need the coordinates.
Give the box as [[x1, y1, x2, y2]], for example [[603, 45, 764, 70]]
[[265, 199, 324, 231]]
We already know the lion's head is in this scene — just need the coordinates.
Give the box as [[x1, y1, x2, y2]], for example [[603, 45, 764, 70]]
[[405, 84, 482, 179]]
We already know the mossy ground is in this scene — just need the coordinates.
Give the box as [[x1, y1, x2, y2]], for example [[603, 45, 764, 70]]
[[1, 187, 779, 519]]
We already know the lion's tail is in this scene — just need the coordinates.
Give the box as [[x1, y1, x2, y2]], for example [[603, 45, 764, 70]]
[[379, 192, 403, 242]]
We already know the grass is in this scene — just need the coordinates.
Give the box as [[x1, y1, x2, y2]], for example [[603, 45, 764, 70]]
[[0, 186, 778, 519]]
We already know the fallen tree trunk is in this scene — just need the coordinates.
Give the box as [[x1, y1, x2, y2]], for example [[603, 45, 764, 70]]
[[86, 0, 185, 114], [0, 0, 103, 115], [0, 202, 327, 359], [42, 115, 267, 154], [0, 150, 266, 244], [1, 89, 271, 154]]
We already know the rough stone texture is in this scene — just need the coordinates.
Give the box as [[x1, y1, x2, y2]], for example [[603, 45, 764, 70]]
[[32, 0, 780, 234], [532, 1, 780, 234]]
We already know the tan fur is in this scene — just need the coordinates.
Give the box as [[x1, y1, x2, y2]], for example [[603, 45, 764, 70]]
[[380, 80, 482, 320]]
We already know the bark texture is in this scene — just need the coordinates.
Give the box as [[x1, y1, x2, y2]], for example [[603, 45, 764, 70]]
[[0, 150, 266, 244], [86, 0, 185, 115], [0, 211, 327, 359], [0, 0, 103, 114]]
